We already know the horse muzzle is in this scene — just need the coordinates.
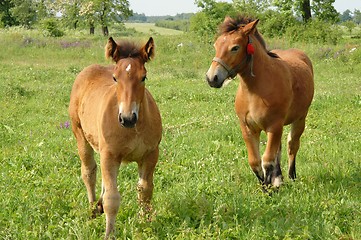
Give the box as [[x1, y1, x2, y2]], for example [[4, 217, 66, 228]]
[[206, 66, 228, 88], [118, 102, 139, 128], [119, 112, 138, 128], [206, 74, 223, 88]]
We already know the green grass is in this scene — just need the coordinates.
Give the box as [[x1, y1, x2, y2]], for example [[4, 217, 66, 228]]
[[0, 27, 360, 239]]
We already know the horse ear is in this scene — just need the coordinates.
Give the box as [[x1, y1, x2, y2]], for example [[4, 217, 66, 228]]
[[142, 37, 155, 62], [105, 37, 119, 62], [223, 16, 233, 24], [243, 19, 259, 35]]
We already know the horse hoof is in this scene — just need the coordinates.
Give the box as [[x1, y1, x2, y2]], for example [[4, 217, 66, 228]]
[[91, 201, 104, 219], [272, 175, 283, 188]]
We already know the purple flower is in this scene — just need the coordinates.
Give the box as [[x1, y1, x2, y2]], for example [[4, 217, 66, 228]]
[[59, 121, 70, 129], [64, 121, 70, 129]]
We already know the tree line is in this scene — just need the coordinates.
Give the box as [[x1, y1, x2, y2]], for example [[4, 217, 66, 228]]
[[0, 0, 132, 35], [189, 0, 361, 44], [1, 0, 360, 41]]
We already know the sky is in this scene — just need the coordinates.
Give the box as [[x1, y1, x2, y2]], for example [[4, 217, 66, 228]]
[[128, 0, 361, 16]]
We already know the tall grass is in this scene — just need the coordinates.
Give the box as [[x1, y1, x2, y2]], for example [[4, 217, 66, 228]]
[[0, 27, 360, 239]]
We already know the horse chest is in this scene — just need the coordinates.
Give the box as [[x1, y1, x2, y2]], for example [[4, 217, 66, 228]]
[[100, 128, 158, 163], [236, 90, 286, 131], [119, 137, 153, 163]]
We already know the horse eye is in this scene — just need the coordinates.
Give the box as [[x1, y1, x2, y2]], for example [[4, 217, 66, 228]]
[[141, 76, 147, 82], [231, 46, 240, 52], [113, 75, 117, 82]]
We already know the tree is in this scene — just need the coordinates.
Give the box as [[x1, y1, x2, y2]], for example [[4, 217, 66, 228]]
[[57, 0, 82, 30], [0, 0, 17, 27], [300, 0, 311, 22], [35, 0, 49, 20], [9, 0, 36, 28], [273, 0, 338, 23], [78, 0, 132, 35], [312, 0, 339, 23], [272, 0, 294, 16], [128, 12, 147, 23], [190, 0, 236, 39], [340, 9, 352, 22], [79, 1, 96, 34], [273, 0, 311, 22], [96, 0, 132, 36], [354, 9, 361, 25], [233, 0, 271, 16], [343, 20, 356, 35]]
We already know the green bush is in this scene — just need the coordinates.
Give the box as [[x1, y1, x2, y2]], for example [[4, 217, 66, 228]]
[[285, 19, 342, 44], [259, 11, 297, 38], [40, 18, 64, 37], [155, 20, 190, 32]]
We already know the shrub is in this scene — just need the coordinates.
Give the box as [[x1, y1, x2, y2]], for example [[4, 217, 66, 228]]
[[285, 19, 342, 44], [259, 11, 297, 38], [40, 18, 64, 37], [155, 20, 190, 32]]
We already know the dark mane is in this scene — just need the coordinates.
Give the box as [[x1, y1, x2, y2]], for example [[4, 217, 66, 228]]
[[116, 40, 142, 59], [219, 15, 279, 58], [219, 16, 255, 35]]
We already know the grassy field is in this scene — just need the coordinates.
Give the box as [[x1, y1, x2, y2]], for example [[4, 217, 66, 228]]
[[0, 26, 361, 239], [125, 23, 184, 35]]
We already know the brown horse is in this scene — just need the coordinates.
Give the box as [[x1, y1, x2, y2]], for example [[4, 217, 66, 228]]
[[206, 16, 314, 188], [69, 37, 162, 238]]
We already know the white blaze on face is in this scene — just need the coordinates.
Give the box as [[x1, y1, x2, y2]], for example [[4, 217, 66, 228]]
[[118, 101, 139, 118], [126, 63, 131, 72]]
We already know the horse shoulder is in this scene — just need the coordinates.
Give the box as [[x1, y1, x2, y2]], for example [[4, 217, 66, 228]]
[[143, 89, 162, 141]]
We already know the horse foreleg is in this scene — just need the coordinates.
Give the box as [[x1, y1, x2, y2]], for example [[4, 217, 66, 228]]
[[137, 147, 158, 219], [100, 154, 121, 239], [262, 128, 283, 187], [287, 118, 306, 180], [240, 123, 263, 183]]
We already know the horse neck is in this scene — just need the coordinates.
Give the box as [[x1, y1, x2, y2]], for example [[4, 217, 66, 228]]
[[136, 90, 150, 124], [240, 35, 271, 81]]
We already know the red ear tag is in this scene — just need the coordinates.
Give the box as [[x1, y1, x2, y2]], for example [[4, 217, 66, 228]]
[[247, 43, 255, 55]]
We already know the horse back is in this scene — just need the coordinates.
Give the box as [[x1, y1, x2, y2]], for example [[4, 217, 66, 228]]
[[69, 64, 114, 123], [273, 49, 314, 122]]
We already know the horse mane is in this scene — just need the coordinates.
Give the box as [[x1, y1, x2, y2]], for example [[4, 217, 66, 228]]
[[219, 15, 279, 58], [114, 40, 143, 59]]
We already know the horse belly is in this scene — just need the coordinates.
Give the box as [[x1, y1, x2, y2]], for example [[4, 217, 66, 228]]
[[78, 95, 104, 152]]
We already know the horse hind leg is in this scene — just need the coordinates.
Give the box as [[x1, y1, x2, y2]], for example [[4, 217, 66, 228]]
[[287, 118, 306, 180], [72, 125, 97, 206], [273, 144, 283, 186], [92, 181, 105, 218]]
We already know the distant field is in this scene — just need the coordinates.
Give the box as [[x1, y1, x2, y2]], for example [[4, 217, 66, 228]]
[[125, 22, 184, 35]]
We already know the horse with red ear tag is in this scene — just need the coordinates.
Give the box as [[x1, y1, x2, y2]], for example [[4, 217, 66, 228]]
[[206, 16, 314, 189]]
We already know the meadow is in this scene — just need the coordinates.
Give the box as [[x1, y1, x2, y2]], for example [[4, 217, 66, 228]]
[[0, 25, 360, 239]]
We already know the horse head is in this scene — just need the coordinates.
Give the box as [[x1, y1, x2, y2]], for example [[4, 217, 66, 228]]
[[206, 17, 259, 88], [105, 37, 154, 128]]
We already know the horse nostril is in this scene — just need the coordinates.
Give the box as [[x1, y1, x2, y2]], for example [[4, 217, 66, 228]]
[[119, 112, 137, 128], [119, 113, 124, 124], [213, 74, 218, 82], [132, 112, 137, 121]]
